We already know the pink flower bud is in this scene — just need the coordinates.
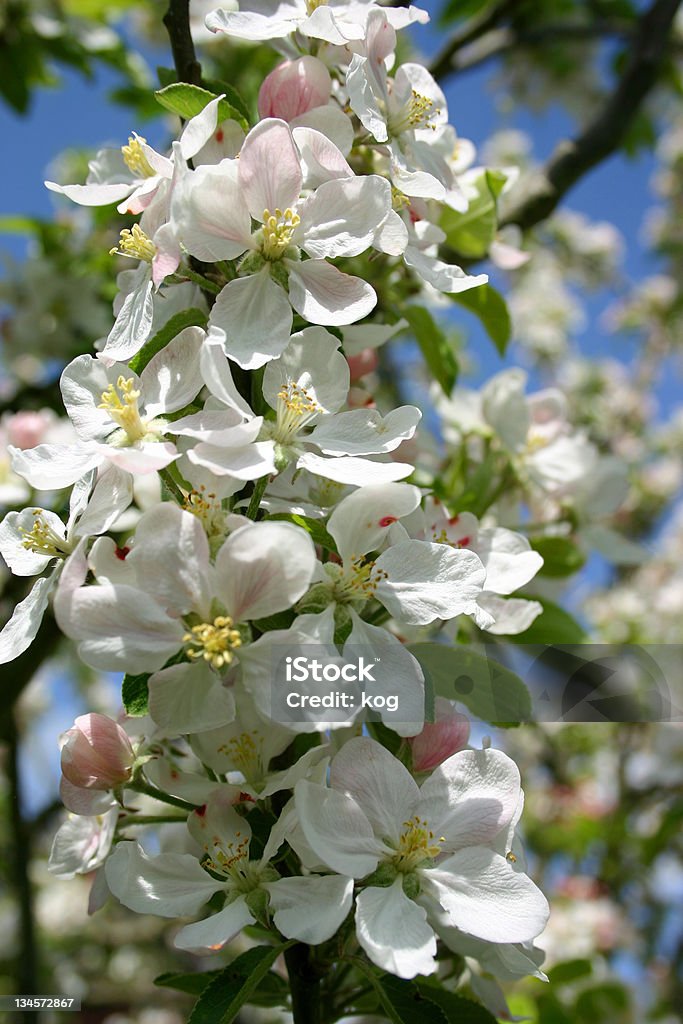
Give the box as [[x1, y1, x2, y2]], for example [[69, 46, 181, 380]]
[[258, 57, 331, 122], [347, 347, 379, 382], [347, 386, 376, 409], [61, 713, 135, 790], [5, 410, 54, 449], [409, 698, 470, 772]]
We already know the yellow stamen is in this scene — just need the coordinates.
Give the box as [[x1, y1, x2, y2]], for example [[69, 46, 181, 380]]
[[393, 815, 443, 872], [261, 207, 300, 260], [391, 186, 411, 211], [110, 223, 156, 263], [183, 616, 242, 669], [305, 0, 328, 11], [274, 380, 321, 442], [20, 511, 71, 559], [389, 90, 441, 136], [121, 135, 156, 178], [98, 376, 147, 442]]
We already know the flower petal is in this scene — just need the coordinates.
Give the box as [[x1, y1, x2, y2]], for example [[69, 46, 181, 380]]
[[208, 272, 293, 370], [214, 521, 316, 621], [356, 879, 437, 978], [295, 779, 382, 877], [287, 259, 376, 326], [239, 118, 303, 219], [419, 748, 521, 850], [265, 874, 354, 944], [148, 660, 236, 736], [105, 842, 224, 917], [421, 847, 549, 944]]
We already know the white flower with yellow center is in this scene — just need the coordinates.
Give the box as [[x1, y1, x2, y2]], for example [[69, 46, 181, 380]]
[[105, 791, 353, 952], [317, 483, 487, 625], [45, 97, 224, 214], [170, 118, 396, 369], [54, 503, 317, 737], [10, 328, 204, 493], [295, 737, 549, 978], [182, 328, 420, 490], [0, 468, 133, 665]]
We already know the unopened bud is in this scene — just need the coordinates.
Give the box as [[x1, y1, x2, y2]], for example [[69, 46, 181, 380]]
[[347, 348, 379, 382], [409, 698, 470, 772], [258, 57, 331, 121], [61, 713, 135, 790]]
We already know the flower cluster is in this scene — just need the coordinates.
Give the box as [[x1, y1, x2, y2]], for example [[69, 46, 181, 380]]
[[0, 1, 563, 1016]]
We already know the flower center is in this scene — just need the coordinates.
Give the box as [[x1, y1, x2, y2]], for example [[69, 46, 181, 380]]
[[121, 135, 156, 178], [391, 186, 411, 211], [328, 556, 389, 604], [183, 487, 227, 545], [392, 815, 443, 872], [20, 511, 71, 558], [98, 376, 147, 443], [261, 207, 300, 260], [389, 89, 441, 136], [305, 0, 328, 12], [110, 224, 156, 263], [273, 381, 321, 442], [183, 616, 242, 669], [218, 730, 263, 781]]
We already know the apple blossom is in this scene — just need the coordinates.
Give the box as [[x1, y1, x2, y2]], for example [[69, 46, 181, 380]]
[[295, 737, 549, 978], [105, 791, 354, 950]]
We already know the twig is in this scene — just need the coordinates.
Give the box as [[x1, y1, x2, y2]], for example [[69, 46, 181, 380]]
[[429, 0, 521, 82], [163, 0, 202, 87]]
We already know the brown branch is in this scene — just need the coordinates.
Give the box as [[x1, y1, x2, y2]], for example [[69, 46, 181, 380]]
[[429, 0, 522, 82], [434, 19, 635, 78], [163, 0, 202, 86], [500, 0, 682, 232]]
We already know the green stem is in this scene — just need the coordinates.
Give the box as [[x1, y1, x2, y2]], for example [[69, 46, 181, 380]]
[[128, 778, 199, 813], [246, 476, 269, 520], [284, 944, 323, 1024], [176, 265, 222, 294], [118, 813, 189, 827]]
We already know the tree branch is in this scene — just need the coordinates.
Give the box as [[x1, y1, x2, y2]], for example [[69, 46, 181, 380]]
[[163, 0, 202, 86], [501, 0, 682, 232], [429, 0, 521, 82]]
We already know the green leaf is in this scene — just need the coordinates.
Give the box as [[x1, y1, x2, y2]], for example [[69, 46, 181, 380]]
[[440, 169, 507, 259], [547, 958, 593, 986], [530, 536, 586, 578], [270, 513, 337, 553], [352, 967, 448, 1024], [202, 77, 252, 125], [129, 308, 207, 374], [510, 597, 588, 644], [155, 83, 248, 131], [415, 980, 499, 1022], [575, 982, 630, 1023], [403, 306, 458, 396], [408, 643, 532, 726], [450, 284, 511, 356], [121, 673, 149, 717], [188, 943, 293, 1024], [155, 970, 220, 995], [157, 66, 177, 88], [0, 215, 41, 234]]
